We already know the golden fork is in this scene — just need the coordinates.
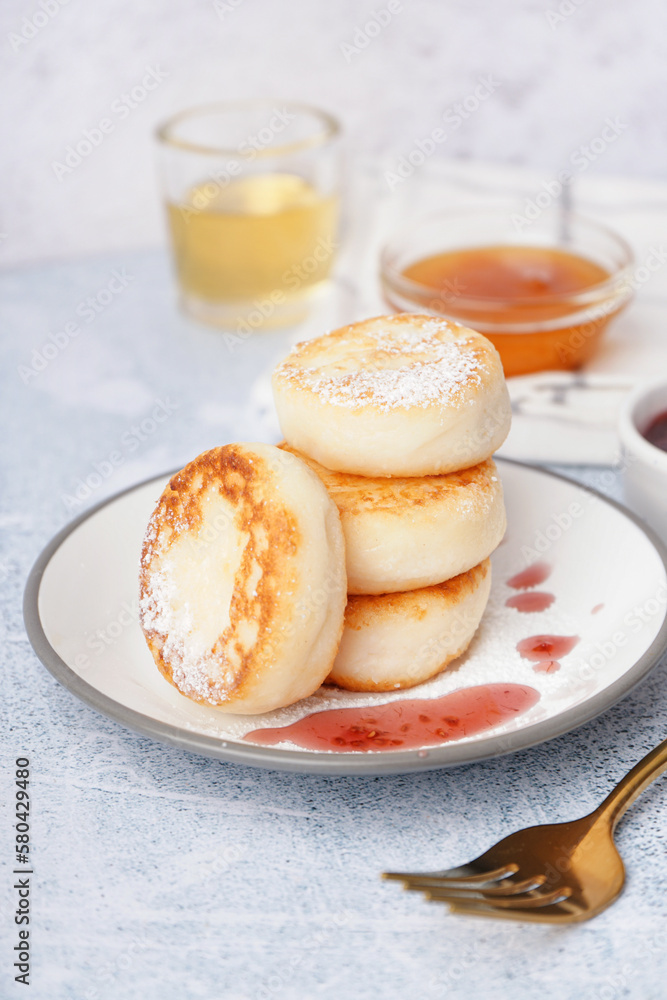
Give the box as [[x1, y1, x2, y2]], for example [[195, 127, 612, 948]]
[[384, 737, 667, 923]]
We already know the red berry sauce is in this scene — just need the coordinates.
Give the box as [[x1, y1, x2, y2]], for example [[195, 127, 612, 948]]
[[506, 591, 555, 613], [244, 683, 540, 753], [507, 561, 552, 590]]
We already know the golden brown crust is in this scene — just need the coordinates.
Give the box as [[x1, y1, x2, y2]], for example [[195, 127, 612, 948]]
[[139, 445, 301, 706], [326, 639, 472, 693], [328, 560, 491, 692], [344, 561, 490, 629], [279, 443, 499, 519]]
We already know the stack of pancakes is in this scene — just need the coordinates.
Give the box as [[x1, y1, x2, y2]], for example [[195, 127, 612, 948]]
[[272, 314, 511, 693], [140, 314, 511, 714]]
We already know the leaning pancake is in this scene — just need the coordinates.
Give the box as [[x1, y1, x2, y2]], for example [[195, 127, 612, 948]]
[[280, 444, 505, 594], [328, 560, 491, 692], [139, 443, 346, 714], [272, 314, 511, 477]]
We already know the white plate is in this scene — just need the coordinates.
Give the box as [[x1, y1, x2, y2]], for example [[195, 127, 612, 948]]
[[24, 460, 667, 775]]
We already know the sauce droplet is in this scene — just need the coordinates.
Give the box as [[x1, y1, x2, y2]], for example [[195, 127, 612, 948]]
[[517, 634, 579, 662], [592, 603, 604, 615], [533, 660, 561, 673], [506, 591, 555, 613], [244, 683, 540, 753], [507, 562, 552, 589]]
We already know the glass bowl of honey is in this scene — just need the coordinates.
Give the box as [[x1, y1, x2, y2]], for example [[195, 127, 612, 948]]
[[380, 206, 635, 377]]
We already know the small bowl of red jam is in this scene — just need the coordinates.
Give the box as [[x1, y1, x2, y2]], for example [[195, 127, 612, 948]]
[[380, 206, 635, 377], [619, 380, 667, 545]]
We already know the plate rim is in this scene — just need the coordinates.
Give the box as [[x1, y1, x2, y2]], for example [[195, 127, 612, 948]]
[[23, 458, 667, 776]]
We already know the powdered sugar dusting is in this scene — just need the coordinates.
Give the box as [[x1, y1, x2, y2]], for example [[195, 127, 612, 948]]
[[275, 318, 487, 412], [167, 571, 583, 747], [140, 555, 236, 706], [155, 551, 579, 745], [139, 474, 248, 706]]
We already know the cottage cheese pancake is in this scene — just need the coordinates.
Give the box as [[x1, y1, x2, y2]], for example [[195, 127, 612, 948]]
[[272, 314, 511, 476], [139, 443, 347, 714], [329, 560, 492, 692], [280, 443, 505, 594]]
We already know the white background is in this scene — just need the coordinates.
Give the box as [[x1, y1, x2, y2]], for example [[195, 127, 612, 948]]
[[3, 0, 667, 266]]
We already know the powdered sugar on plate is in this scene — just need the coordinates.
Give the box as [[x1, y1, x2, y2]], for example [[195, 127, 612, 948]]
[[208, 566, 582, 749], [36, 459, 667, 769]]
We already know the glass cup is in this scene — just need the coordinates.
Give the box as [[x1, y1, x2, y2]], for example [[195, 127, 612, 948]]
[[380, 206, 635, 377], [156, 101, 342, 330]]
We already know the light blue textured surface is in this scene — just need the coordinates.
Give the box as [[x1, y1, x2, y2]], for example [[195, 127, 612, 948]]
[[2, 250, 667, 1000]]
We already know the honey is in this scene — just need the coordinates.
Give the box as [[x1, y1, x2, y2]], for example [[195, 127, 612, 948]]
[[396, 245, 624, 377]]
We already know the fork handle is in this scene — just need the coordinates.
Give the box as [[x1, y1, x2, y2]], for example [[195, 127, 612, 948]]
[[592, 736, 667, 829]]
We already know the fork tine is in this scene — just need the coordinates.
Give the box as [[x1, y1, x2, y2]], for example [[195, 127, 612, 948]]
[[426, 885, 569, 909], [383, 863, 517, 886], [406, 875, 546, 896], [444, 898, 582, 924]]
